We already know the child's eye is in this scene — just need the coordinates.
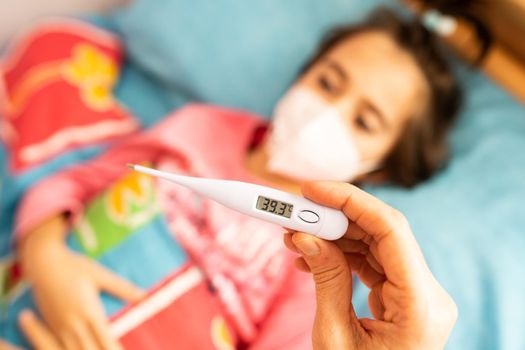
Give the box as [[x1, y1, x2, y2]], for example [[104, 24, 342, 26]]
[[318, 75, 335, 93], [355, 115, 372, 133]]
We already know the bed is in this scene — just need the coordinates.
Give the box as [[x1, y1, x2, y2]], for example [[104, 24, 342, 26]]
[[400, 0, 525, 105], [1, 0, 525, 349]]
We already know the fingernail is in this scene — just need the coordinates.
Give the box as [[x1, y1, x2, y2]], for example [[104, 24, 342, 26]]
[[295, 238, 320, 256]]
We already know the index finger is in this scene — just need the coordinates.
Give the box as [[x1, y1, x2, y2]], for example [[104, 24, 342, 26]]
[[302, 181, 406, 239], [301, 181, 428, 286]]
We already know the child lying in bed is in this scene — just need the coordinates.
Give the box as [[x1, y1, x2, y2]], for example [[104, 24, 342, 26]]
[[6, 8, 461, 350]]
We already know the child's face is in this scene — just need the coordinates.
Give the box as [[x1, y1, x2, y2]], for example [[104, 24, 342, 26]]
[[295, 30, 430, 166]]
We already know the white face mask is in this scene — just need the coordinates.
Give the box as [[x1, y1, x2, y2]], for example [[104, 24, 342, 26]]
[[266, 87, 378, 182]]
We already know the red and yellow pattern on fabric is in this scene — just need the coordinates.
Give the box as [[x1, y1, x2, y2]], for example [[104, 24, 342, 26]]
[[0, 20, 139, 172]]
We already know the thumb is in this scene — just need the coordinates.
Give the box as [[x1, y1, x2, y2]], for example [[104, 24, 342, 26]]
[[292, 232, 354, 319], [91, 263, 145, 303]]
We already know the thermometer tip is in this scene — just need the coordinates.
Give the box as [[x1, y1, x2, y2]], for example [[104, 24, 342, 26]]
[[126, 163, 136, 170]]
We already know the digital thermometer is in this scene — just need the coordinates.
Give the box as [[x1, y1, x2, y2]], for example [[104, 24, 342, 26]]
[[128, 164, 348, 240]]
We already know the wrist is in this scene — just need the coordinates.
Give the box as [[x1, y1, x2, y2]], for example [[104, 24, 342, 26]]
[[19, 214, 70, 275]]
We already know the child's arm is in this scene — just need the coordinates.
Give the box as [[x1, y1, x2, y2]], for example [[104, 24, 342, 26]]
[[14, 125, 166, 348]]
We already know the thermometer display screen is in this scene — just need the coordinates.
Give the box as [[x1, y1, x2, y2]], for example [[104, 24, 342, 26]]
[[256, 196, 293, 219]]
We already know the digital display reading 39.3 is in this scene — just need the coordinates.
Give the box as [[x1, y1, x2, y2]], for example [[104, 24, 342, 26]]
[[256, 196, 293, 219]]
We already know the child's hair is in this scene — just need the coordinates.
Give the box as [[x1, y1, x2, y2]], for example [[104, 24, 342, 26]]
[[302, 8, 463, 187]]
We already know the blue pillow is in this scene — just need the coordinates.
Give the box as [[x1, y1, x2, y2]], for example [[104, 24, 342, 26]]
[[112, 0, 390, 117]]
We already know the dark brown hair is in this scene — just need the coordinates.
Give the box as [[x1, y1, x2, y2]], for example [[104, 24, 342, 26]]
[[302, 8, 462, 187]]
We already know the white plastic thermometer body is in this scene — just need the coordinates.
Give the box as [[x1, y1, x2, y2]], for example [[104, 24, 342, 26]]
[[129, 164, 348, 240]]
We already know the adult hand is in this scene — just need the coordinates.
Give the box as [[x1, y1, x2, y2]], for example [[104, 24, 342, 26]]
[[283, 181, 457, 350], [21, 216, 145, 350]]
